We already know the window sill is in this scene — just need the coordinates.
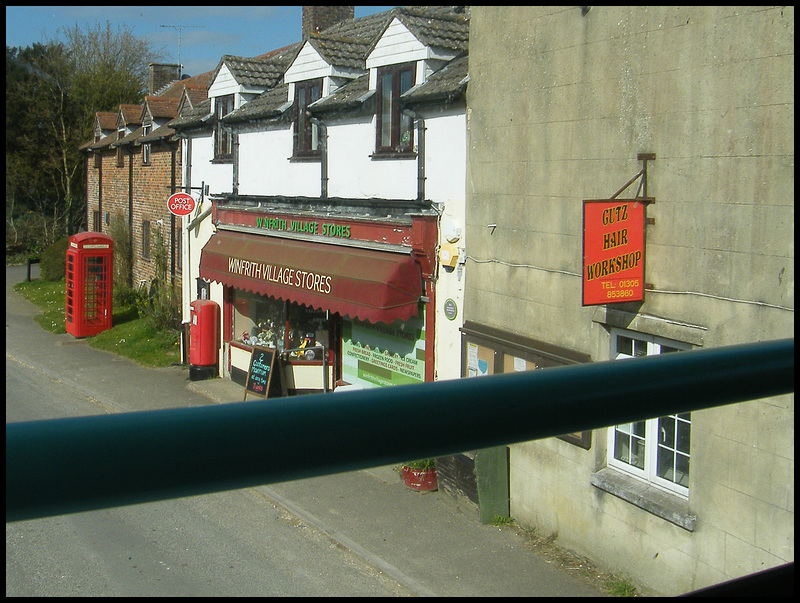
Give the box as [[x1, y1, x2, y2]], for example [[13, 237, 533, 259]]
[[211, 156, 233, 164], [289, 154, 321, 163], [590, 467, 696, 531], [370, 151, 417, 161]]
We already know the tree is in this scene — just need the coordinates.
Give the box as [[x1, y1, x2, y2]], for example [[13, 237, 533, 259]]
[[6, 22, 163, 255], [62, 22, 162, 137]]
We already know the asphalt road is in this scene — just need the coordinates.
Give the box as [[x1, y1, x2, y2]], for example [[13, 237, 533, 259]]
[[5, 264, 410, 596], [6, 264, 611, 597]]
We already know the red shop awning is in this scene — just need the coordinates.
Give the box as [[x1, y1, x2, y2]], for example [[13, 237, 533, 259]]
[[199, 229, 423, 324]]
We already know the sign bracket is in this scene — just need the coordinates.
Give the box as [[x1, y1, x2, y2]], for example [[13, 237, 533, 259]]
[[610, 153, 656, 203]]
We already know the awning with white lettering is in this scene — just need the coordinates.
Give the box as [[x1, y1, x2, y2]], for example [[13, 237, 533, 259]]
[[199, 230, 423, 324]]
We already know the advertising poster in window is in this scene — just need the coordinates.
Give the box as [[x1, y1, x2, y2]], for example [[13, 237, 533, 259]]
[[341, 317, 425, 388], [582, 199, 646, 306]]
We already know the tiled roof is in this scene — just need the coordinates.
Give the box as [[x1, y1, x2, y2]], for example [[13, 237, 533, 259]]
[[113, 125, 144, 147], [216, 43, 301, 88], [320, 6, 470, 59], [394, 8, 469, 52], [168, 7, 470, 130], [319, 9, 395, 40], [309, 74, 372, 115], [118, 104, 143, 126], [223, 84, 291, 123], [169, 98, 212, 130], [137, 123, 176, 144], [95, 112, 117, 131], [401, 54, 469, 104], [307, 35, 372, 70], [183, 85, 208, 108], [154, 70, 213, 99], [145, 96, 180, 120], [88, 132, 116, 151]]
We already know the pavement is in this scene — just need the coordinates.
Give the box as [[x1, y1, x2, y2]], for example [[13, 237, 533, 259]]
[[7, 264, 609, 597]]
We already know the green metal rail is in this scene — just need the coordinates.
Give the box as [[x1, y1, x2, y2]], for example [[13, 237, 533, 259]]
[[6, 338, 793, 523]]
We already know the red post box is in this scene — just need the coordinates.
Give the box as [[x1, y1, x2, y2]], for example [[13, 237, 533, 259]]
[[189, 299, 220, 369], [65, 232, 113, 338]]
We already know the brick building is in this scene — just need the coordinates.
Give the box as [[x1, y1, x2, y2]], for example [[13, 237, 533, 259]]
[[81, 65, 211, 292]]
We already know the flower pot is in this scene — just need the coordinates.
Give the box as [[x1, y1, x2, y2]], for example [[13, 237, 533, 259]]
[[401, 465, 438, 491]]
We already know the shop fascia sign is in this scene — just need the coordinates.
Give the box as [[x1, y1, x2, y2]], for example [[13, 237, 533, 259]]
[[255, 215, 352, 239], [582, 199, 646, 306], [227, 256, 332, 296]]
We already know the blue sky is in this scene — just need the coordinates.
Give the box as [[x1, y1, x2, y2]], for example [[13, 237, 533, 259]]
[[5, 6, 395, 78]]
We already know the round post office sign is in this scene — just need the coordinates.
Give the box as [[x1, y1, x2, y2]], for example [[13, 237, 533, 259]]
[[167, 192, 196, 216]]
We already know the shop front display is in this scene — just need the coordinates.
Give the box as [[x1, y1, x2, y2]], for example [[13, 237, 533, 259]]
[[234, 290, 330, 357], [200, 229, 423, 324], [198, 220, 436, 395]]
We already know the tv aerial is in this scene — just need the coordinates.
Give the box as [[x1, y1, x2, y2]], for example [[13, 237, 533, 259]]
[[160, 24, 205, 77]]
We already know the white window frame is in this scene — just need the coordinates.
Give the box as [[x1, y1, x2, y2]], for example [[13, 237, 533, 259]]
[[142, 123, 152, 164], [607, 328, 692, 499]]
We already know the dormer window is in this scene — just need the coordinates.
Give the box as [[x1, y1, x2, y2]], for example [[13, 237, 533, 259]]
[[214, 94, 234, 161], [293, 79, 322, 158], [142, 123, 152, 165], [375, 63, 415, 156]]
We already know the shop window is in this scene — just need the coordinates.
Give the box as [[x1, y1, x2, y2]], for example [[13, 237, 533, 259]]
[[234, 289, 330, 360], [340, 317, 426, 388], [607, 328, 692, 497]]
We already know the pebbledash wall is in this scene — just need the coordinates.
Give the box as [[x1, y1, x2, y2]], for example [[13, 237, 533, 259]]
[[467, 6, 793, 596]]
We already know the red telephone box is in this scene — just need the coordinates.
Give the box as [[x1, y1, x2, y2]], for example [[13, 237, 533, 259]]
[[65, 233, 113, 338], [189, 299, 220, 380]]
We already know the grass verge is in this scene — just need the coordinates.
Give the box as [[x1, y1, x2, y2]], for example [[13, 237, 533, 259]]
[[13, 278, 182, 368]]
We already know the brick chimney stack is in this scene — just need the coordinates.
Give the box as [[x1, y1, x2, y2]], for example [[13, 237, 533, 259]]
[[148, 63, 181, 95], [302, 6, 354, 39]]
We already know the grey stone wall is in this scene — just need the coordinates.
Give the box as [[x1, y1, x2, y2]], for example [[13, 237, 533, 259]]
[[467, 6, 793, 595]]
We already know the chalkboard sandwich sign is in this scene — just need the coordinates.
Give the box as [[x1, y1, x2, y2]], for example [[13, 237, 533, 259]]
[[244, 345, 275, 400]]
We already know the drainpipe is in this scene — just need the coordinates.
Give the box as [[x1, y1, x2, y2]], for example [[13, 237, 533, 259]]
[[170, 142, 177, 283], [127, 147, 134, 257], [402, 108, 425, 202], [308, 114, 328, 199], [182, 135, 192, 326], [158, 138, 177, 284], [231, 125, 238, 196], [97, 152, 102, 232]]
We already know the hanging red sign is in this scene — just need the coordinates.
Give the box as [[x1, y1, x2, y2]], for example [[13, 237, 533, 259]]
[[582, 199, 646, 306], [167, 192, 196, 216]]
